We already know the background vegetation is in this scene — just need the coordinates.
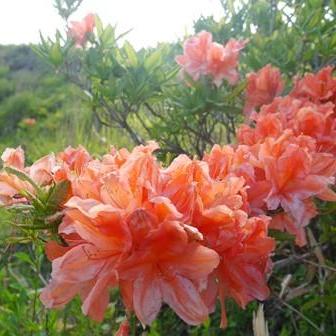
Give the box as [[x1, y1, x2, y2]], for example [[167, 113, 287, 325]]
[[0, 0, 336, 335]]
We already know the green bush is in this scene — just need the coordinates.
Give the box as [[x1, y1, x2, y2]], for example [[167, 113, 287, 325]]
[[0, 79, 14, 102]]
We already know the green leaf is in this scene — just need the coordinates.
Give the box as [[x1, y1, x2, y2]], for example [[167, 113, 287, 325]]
[[99, 24, 116, 48], [49, 43, 63, 66], [0, 246, 11, 269], [46, 180, 70, 210], [144, 49, 162, 71], [14, 252, 35, 267], [95, 14, 104, 37], [123, 41, 138, 67], [4, 167, 41, 193], [302, 295, 336, 311], [5, 204, 34, 211], [15, 224, 50, 230]]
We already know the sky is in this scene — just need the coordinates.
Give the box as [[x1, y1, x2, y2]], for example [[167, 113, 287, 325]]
[[0, 0, 223, 49]]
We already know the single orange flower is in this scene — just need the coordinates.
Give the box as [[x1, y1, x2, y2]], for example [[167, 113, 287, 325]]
[[244, 65, 284, 117], [69, 13, 96, 47]]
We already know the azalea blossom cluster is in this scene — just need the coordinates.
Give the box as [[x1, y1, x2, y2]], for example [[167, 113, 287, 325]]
[[235, 65, 336, 246], [0, 147, 56, 204], [176, 31, 247, 87], [68, 13, 96, 47], [176, 31, 336, 246], [0, 142, 274, 331]]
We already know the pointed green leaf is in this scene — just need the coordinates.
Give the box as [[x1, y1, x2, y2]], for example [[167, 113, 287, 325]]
[[144, 49, 162, 71], [49, 43, 63, 66], [123, 41, 138, 67], [95, 14, 104, 37], [4, 167, 41, 192], [47, 180, 70, 210]]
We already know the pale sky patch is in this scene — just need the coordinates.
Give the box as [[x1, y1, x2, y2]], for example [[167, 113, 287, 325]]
[[0, 0, 223, 49]]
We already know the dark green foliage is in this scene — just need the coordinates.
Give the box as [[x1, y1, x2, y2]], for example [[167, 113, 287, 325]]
[[0, 45, 47, 73], [195, 0, 336, 76]]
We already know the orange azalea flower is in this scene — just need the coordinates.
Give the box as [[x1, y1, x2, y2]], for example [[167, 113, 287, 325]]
[[244, 65, 284, 117], [57, 146, 91, 174], [162, 154, 274, 327], [1, 147, 25, 170], [69, 13, 96, 47], [41, 142, 220, 325], [28, 154, 57, 186], [102, 146, 130, 169], [118, 220, 219, 325], [54, 146, 99, 199], [41, 189, 133, 319], [0, 147, 29, 204], [239, 93, 336, 154], [215, 215, 274, 327], [176, 31, 246, 86], [22, 118, 36, 126], [270, 199, 318, 246], [290, 66, 336, 104], [206, 39, 247, 87], [248, 133, 336, 242], [0, 147, 56, 204], [41, 241, 120, 321], [204, 144, 258, 188], [175, 31, 212, 81], [237, 124, 258, 146], [0, 172, 31, 205], [0, 146, 97, 205], [41, 195, 133, 321]]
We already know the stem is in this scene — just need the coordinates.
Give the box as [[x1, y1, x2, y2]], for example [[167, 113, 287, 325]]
[[277, 298, 323, 334]]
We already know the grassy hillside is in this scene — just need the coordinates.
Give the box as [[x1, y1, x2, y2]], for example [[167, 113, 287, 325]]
[[0, 45, 128, 162]]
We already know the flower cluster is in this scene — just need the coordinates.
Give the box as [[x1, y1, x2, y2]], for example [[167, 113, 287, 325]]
[[0, 147, 56, 204], [0, 142, 274, 331], [235, 65, 336, 245], [176, 31, 247, 87], [68, 13, 96, 47]]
